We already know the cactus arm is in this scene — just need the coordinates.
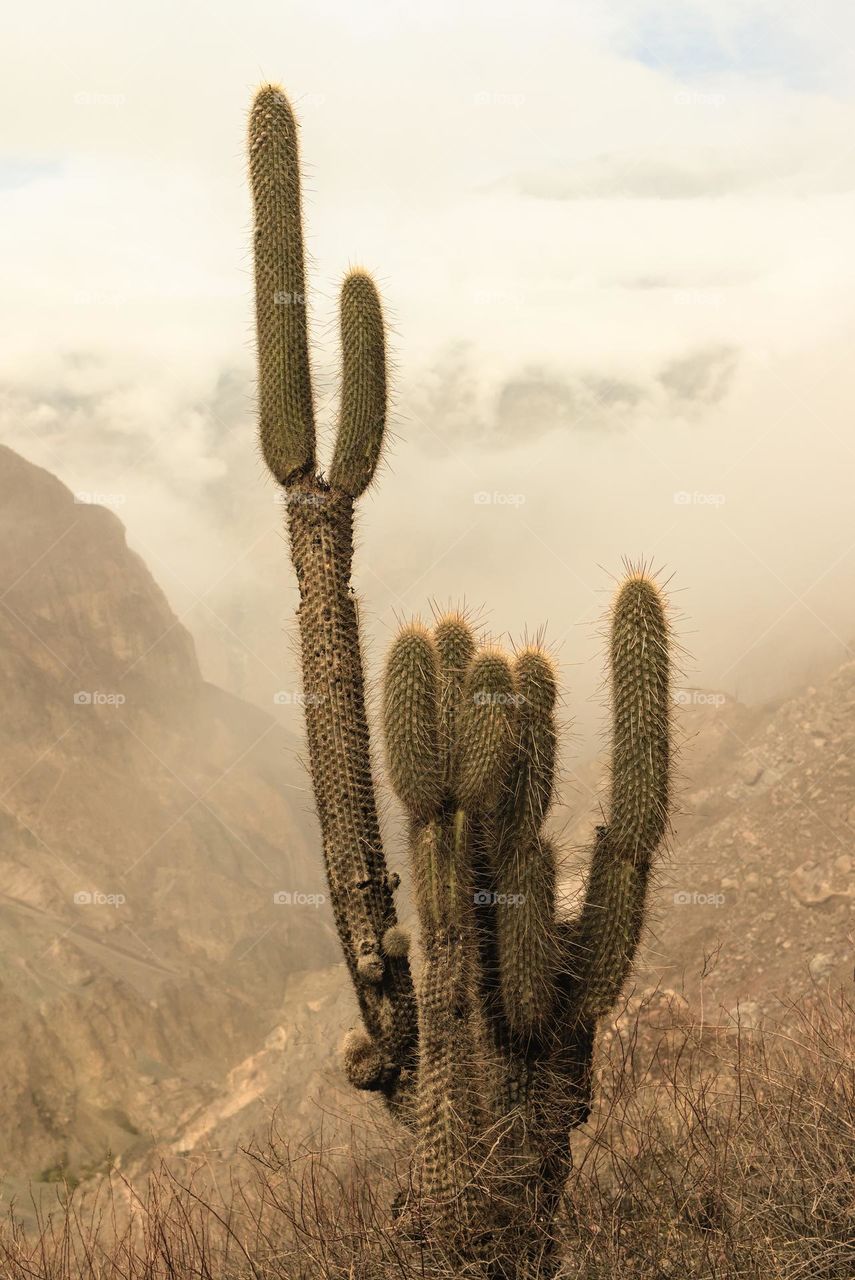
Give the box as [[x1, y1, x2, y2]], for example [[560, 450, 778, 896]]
[[561, 572, 671, 1020], [434, 614, 477, 793], [454, 650, 515, 811], [248, 85, 316, 483], [383, 626, 516, 1214], [383, 625, 444, 824], [494, 650, 559, 1037], [329, 271, 388, 497]]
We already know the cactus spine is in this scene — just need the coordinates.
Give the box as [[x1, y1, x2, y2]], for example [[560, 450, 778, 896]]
[[250, 85, 673, 1276]]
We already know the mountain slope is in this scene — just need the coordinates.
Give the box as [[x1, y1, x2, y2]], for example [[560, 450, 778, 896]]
[[0, 445, 337, 1184]]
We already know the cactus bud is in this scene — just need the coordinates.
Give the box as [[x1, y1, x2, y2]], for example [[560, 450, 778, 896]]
[[383, 924, 411, 958], [342, 1029, 386, 1090]]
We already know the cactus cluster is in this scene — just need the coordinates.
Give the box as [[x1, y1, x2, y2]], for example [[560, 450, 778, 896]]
[[249, 84, 673, 1276]]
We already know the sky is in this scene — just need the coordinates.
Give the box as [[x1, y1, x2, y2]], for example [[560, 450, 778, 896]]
[[3, 0, 855, 754]]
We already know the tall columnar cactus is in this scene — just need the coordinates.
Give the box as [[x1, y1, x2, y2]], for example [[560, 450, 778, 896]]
[[249, 85, 418, 1114], [249, 84, 673, 1276]]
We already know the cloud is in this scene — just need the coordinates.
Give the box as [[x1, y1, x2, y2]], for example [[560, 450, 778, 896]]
[[658, 345, 738, 405], [507, 140, 855, 202], [405, 344, 739, 452], [509, 152, 771, 201]]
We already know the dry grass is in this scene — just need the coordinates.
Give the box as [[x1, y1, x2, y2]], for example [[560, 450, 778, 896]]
[[1, 988, 851, 1279]]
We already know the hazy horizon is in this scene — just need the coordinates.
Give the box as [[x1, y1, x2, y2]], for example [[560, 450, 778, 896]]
[[4, 1, 855, 750]]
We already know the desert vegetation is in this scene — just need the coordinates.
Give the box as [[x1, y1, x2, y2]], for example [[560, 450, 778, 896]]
[[0, 989, 850, 1279]]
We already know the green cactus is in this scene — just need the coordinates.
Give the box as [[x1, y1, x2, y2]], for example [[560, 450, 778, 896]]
[[248, 84, 418, 1115], [249, 84, 673, 1276]]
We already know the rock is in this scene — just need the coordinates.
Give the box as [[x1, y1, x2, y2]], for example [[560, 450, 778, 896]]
[[834, 855, 852, 876], [789, 863, 854, 908], [744, 872, 761, 891], [740, 761, 764, 786], [720, 876, 740, 892], [808, 952, 835, 980]]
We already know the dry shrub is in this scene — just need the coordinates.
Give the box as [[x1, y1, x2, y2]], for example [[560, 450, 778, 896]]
[[564, 986, 855, 1279], [0, 989, 850, 1279]]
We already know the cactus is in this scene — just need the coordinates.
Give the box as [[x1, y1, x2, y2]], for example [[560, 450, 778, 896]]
[[249, 84, 673, 1276], [249, 85, 418, 1115]]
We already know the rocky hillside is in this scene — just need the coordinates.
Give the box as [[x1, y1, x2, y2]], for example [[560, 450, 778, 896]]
[[562, 678, 854, 1020], [0, 446, 338, 1192]]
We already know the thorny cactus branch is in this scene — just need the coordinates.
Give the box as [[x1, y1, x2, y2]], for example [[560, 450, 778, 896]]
[[249, 84, 417, 1117]]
